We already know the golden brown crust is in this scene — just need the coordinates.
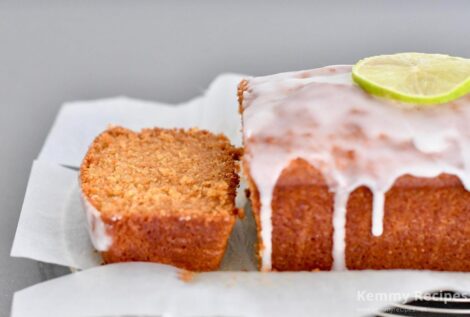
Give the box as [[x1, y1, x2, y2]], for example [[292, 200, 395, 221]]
[[246, 158, 470, 271], [80, 126, 240, 271], [101, 213, 235, 271], [272, 159, 333, 271], [346, 174, 470, 271]]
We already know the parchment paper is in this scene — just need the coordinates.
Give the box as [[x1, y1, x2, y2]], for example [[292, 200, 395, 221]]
[[12, 262, 470, 317], [10, 73, 470, 317]]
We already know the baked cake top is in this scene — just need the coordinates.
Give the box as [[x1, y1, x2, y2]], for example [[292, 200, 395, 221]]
[[239, 65, 470, 270], [80, 127, 240, 220]]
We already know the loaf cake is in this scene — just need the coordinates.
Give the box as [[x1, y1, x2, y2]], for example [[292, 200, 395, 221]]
[[80, 126, 241, 271], [239, 65, 470, 271]]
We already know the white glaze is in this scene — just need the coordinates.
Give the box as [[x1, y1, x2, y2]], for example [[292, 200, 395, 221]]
[[241, 65, 470, 271], [80, 191, 113, 251]]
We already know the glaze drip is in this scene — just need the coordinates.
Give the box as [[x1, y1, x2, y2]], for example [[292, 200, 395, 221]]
[[80, 191, 113, 251], [241, 65, 470, 271]]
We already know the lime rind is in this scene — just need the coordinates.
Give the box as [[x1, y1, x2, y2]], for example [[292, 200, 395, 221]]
[[352, 53, 470, 105]]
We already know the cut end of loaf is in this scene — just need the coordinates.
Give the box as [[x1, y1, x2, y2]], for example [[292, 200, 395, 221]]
[[79, 126, 242, 271], [80, 126, 241, 219]]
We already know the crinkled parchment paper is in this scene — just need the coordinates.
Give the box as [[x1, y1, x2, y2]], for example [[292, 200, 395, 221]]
[[10, 73, 470, 317]]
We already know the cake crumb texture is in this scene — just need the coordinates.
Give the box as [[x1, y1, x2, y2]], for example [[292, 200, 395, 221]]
[[80, 126, 241, 271]]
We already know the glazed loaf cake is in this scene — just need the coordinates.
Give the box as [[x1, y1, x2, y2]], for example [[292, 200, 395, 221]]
[[80, 126, 241, 271], [239, 65, 470, 271]]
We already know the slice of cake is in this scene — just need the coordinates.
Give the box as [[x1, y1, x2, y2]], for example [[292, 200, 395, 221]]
[[80, 126, 241, 271], [239, 65, 470, 271]]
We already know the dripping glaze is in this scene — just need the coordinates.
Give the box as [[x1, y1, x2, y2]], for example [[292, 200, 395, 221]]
[[241, 65, 470, 271]]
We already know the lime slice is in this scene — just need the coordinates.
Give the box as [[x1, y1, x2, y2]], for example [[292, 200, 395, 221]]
[[352, 53, 470, 105]]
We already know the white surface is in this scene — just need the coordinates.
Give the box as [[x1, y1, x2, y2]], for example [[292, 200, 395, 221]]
[[12, 262, 470, 317]]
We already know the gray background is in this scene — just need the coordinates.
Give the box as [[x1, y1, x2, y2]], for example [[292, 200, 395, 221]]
[[1, 0, 470, 315]]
